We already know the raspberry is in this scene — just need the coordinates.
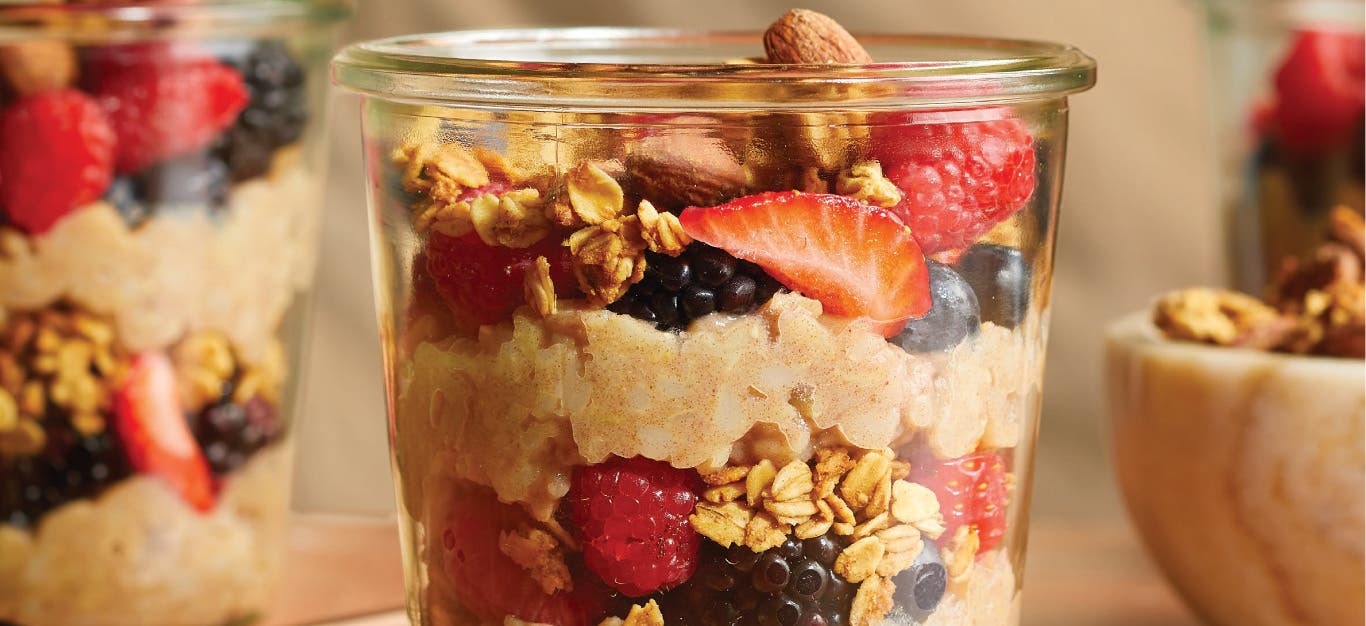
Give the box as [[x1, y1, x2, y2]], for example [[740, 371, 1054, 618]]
[[873, 116, 1036, 254], [915, 452, 1009, 552], [0, 89, 115, 235], [426, 225, 577, 328], [1270, 29, 1366, 152], [567, 456, 702, 597], [91, 56, 248, 173], [438, 487, 609, 626]]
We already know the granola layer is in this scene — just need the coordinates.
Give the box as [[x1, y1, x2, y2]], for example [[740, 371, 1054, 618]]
[[0, 156, 319, 363], [397, 292, 1036, 520], [0, 442, 292, 626]]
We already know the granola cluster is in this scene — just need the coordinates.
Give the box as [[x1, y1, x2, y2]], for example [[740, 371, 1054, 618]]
[[1155, 206, 1365, 358], [172, 331, 286, 414], [498, 523, 573, 595], [0, 306, 124, 455], [690, 448, 950, 626], [396, 142, 698, 312]]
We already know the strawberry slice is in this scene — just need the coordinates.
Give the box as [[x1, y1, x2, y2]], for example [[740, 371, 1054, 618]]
[[678, 191, 931, 336], [113, 352, 216, 512], [915, 452, 1009, 553]]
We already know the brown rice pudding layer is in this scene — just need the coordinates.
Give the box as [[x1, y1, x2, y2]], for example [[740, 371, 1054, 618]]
[[0, 444, 291, 626], [396, 292, 1038, 521], [0, 157, 319, 363]]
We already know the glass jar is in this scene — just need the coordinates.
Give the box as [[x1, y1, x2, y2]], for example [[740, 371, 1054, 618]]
[[0, 2, 346, 624], [335, 29, 1093, 626], [1203, 0, 1365, 292]]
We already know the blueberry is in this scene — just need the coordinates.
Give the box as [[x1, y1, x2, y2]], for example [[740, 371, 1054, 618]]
[[650, 292, 682, 327], [718, 275, 757, 313], [892, 539, 948, 619], [656, 256, 693, 291], [693, 245, 737, 286], [789, 558, 828, 600], [681, 284, 717, 319], [955, 243, 1031, 328], [753, 274, 784, 304], [759, 596, 802, 626], [628, 300, 657, 324], [891, 261, 980, 353], [753, 552, 792, 593], [802, 535, 840, 564], [727, 543, 762, 572]]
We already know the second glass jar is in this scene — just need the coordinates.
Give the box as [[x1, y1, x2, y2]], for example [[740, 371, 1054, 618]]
[[336, 29, 1094, 626]]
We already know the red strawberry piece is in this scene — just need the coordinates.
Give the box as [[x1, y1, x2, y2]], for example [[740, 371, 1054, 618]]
[[91, 57, 248, 172], [567, 456, 702, 597], [871, 114, 1037, 254], [0, 89, 115, 234], [438, 488, 608, 626], [112, 352, 216, 512], [917, 452, 1009, 553], [426, 225, 578, 328], [1271, 29, 1366, 152], [678, 191, 931, 336]]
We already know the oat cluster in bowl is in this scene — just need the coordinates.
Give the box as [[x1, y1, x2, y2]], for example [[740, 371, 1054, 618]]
[[1109, 205, 1365, 626]]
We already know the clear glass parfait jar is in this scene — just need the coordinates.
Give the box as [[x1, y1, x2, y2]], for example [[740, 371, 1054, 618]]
[[0, 2, 346, 625], [1202, 0, 1365, 292], [334, 29, 1094, 626]]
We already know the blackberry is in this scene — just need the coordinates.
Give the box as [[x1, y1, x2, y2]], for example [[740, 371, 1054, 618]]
[[612, 244, 784, 331], [215, 40, 308, 182], [192, 388, 283, 477], [0, 418, 131, 529], [657, 531, 857, 626], [890, 261, 980, 353]]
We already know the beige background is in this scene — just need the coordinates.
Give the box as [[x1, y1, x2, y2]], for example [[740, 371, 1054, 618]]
[[295, 0, 1226, 532]]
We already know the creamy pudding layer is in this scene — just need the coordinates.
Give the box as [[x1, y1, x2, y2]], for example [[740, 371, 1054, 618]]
[[396, 293, 1036, 521]]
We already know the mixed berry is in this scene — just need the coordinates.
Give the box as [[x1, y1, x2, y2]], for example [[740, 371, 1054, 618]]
[[0, 420, 131, 528], [0, 39, 308, 234], [612, 245, 785, 331]]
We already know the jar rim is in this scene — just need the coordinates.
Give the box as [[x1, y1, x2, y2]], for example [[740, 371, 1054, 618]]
[[332, 28, 1097, 111], [0, 0, 350, 41]]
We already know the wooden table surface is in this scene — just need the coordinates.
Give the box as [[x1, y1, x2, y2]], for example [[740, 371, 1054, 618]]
[[264, 514, 1201, 626]]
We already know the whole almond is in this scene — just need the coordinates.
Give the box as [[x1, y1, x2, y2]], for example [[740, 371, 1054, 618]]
[[764, 9, 872, 64], [625, 134, 746, 210]]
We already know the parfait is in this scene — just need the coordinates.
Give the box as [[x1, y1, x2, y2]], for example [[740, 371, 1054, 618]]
[[335, 10, 1094, 626], [0, 2, 344, 625]]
